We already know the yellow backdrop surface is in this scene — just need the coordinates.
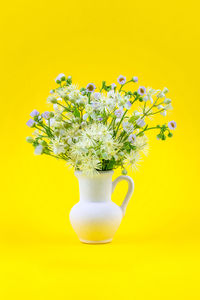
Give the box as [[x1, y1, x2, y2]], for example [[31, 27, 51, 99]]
[[0, 0, 200, 299]]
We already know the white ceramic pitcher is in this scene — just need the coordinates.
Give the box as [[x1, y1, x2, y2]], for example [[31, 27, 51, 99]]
[[69, 170, 134, 244]]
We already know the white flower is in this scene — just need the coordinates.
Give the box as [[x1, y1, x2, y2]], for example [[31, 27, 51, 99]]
[[106, 98, 116, 111], [157, 90, 165, 98], [68, 91, 81, 103], [85, 104, 94, 115], [164, 103, 173, 110], [122, 122, 134, 133], [76, 95, 87, 105], [157, 104, 167, 116], [168, 120, 177, 130], [53, 104, 65, 114], [143, 88, 158, 103], [136, 118, 146, 127], [133, 110, 142, 117], [34, 145, 43, 155], [125, 151, 141, 169], [160, 110, 167, 116], [107, 90, 116, 98], [83, 113, 88, 121], [94, 92, 101, 100], [135, 135, 148, 155], [118, 95, 126, 107], [52, 139, 66, 155]]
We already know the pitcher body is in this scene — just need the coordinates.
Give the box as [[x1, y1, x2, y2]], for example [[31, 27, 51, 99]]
[[70, 171, 134, 244]]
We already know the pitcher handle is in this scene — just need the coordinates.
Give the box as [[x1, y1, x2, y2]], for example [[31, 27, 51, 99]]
[[112, 175, 134, 216]]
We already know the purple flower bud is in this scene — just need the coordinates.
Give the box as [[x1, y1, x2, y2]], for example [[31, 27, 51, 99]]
[[111, 83, 116, 89], [55, 73, 66, 83], [98, 117, 103, 121], [41, 111, 51, 120], [26, 119, 35, 128], [126, 101, 132, 108], [30, 110, 39, 118], [128, 134, 136, 144], [136, 118, 146, 127], [133, 76, 138, 82]]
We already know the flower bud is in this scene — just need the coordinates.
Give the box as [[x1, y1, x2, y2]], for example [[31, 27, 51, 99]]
[[163, 87, 169, 94], [132, 76, 138, 82], [39, 140, 47, 146], [30, 110, 40, 118], [136, 118, 146, 127], [34, 145, 43, 155], [168, 132, 173, 138], [26, 136, 34, 143], [49, 112, 54, 118], [26, 119, 35, 128], [47, 96, 57, 104], [156, 134, 161, 140], [122, 169, 128, 175], [55, 73, 66, 83], [111, 83, 116, 89], [164, 98, 171, 104]]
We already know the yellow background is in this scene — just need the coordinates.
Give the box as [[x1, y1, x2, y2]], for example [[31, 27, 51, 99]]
[[0, 0, 200, 299]]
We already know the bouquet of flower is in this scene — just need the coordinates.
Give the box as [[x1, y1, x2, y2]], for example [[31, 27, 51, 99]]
[[26, 73, 176, 175]]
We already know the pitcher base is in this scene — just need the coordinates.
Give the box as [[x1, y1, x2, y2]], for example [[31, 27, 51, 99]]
[[80, 238, 112, 244]]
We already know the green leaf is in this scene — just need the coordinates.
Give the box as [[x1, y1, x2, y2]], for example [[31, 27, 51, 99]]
[[74, 108, 80, 118]]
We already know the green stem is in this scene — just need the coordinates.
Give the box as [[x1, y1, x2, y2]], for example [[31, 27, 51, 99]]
[[88, 93, 91, 104], [35, 126, 47, 135], [149, 109, 165, 116], [141, 97, 159, 119], [57, 102, 71, 112], [114, 109, 128, 137], [136, 126, 159, 136], [119, 80, 133, 92]]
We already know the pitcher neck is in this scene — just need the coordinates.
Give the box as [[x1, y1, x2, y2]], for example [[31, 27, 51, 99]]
[[75, 171, 114, 202]]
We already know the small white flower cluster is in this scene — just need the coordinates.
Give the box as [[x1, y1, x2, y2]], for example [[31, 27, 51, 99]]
[[26, 74, 176, 175]]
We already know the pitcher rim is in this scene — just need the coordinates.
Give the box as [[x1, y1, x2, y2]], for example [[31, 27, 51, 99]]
[[75, 170, 114, 176]]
